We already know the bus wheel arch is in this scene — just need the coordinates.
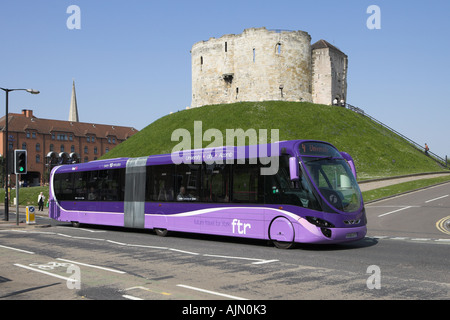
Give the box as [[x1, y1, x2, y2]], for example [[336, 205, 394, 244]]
[[268, 216, 296, 249]]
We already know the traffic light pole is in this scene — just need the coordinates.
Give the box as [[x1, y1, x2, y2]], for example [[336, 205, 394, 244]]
[[4, 90, 9, 221], [16, 174, 19, 226]]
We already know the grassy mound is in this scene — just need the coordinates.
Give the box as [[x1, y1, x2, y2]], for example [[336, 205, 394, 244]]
[[102, 101, 444, 180]]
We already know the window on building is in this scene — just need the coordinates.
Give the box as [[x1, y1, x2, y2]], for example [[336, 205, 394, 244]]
[[276, 43, 282, 54], [71, 145, 75, 153], [36, 155, 40, 163], [225, 42, 227, 52], [50, 144, 54, 152], [87, 136, 90, 143], [22, 142, 27, 150], [84, 146, 88, 154], [32, 132, 36, 139], [94, 147, 98, 154], [26, 131, 30, 138], [253, 48, 256, 62], [61, 145, 65, 152], [36, 143, 40, 152]]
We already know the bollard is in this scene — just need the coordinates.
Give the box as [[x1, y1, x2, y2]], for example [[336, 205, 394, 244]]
[[26, 206, 36, 224]]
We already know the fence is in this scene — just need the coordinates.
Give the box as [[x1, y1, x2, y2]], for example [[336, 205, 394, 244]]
[[345, 103, 448, 168]]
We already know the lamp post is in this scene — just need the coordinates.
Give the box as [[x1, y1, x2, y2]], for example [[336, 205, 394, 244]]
[[0, 87, 40, 221]]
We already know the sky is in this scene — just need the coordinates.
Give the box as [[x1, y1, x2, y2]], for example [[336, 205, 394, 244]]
[[1, 0, 449, 158]]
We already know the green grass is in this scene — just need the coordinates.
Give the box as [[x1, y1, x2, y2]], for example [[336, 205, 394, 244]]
[[0, 186, 49, 208], [102, 101, 446, 179], [362, 175, 450, 202]]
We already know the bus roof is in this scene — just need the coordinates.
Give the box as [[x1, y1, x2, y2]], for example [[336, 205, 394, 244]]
[[52, 139, 333, 174]]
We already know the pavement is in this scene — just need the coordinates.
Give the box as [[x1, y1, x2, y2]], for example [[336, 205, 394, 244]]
[[358, 172, 450, 192], [1, 171, 449, 228], [0, 206, 50, 228]]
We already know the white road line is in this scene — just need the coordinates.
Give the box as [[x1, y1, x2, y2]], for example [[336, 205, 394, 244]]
[[176, 284, 248, 300], [122, 295, 143, 300], [14, 263, 76, 282], [425, 195, 449, 203], [0, 244, 35, 255], [3, 229, 277, 267], [169, 248, 199, 255], [251, 259, 279, 265], [203, 254, 278, 265], [378, 206, 412, 217], [56, 258, 126, 274]]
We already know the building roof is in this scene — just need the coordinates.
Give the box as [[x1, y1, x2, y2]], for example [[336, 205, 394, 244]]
[[0, 109, 138, 140], [311, 39, 347, 55]]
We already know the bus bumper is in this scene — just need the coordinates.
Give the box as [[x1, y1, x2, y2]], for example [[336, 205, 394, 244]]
[[297, 219, 367, 244]]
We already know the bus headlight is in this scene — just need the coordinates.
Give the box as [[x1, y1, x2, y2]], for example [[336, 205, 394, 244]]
[[305, 216, 335, 228]]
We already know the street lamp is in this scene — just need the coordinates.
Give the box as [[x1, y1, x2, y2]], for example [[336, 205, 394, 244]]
[[0, 87, 40, 221]]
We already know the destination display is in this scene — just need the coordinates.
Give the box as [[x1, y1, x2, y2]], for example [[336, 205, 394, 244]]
[[299, 142, 341, 157]]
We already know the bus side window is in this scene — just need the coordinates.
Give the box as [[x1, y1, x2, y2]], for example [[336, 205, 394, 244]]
[[232, 162, 263, 203], [201, 163, 230, 203], [149, 165, 174, 202]]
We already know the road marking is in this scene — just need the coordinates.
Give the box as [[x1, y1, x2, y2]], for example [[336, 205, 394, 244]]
[[56, 258, 126, 274], [425, 195, 449, 203], [125, 286, 172, 296], [122, 294, 143, 300], [2, 229, 278, 267], [0, 244, 35, 255], [370, 236, 450, 244], [378, 206, 413, 217], [203, 254, 278, 265], [176, 284, 248, 300], [436, 216, 450, 235], [169, 248, 199, 255], [14, 263, 77, 282]]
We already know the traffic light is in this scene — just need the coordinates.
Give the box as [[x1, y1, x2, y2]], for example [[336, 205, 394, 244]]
[[14, 150, 27, 174]]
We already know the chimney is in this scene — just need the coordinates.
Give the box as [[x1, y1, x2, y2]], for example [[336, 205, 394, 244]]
[[21, 109, 34, 118]]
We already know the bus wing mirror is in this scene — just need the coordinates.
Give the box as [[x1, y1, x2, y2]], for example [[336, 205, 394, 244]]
[[289, 157, 299, 181], [340, 152, 357, 179]]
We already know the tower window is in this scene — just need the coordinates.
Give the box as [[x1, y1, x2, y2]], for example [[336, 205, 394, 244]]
[[276, 43, 282, 54], [253, 48, 256, 62], [225, 42, 227, 52]]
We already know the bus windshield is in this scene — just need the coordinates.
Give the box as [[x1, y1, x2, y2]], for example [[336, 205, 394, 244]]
[[300, 142, 362, 213]]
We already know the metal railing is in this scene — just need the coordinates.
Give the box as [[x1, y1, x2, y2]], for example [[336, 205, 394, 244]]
[[345, 103, 448, 168]]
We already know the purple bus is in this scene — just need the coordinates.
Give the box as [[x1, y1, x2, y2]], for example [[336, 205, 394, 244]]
[[49, 140, 367, 248]]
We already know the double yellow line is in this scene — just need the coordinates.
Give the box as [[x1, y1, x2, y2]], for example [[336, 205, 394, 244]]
[[436, 216, 450, 235]]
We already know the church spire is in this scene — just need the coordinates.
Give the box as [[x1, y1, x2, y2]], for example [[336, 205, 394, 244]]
[[69, 80, 79, 122]]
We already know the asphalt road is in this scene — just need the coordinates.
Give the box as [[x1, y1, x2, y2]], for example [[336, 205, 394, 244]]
[[0, 183, 449, 302]]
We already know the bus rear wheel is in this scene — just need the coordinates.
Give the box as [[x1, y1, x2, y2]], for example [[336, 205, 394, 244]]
[[71, 221, 81, 228], [154, 228, 169, 237]]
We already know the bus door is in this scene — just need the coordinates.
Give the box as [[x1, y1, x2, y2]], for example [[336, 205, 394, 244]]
[[124, 157, 147, 228]]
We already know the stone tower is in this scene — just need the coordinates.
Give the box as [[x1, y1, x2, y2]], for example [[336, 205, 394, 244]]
[[69, 80, 79, 122], [311, 39, 348, 105], [190, 27, 348, 108]]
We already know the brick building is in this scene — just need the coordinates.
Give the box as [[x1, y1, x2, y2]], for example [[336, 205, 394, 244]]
[[0, 82, 138, 186]]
